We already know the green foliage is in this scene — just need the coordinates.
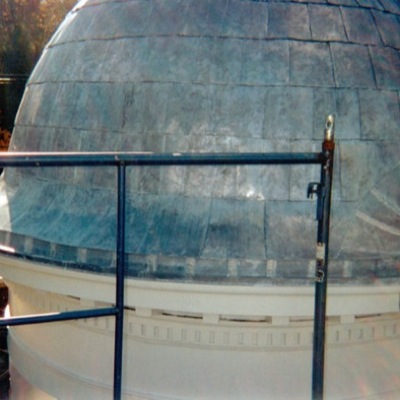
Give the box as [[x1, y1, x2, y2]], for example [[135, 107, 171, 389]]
[[0, 128, 11, 151], [0, 0, 77, 75]]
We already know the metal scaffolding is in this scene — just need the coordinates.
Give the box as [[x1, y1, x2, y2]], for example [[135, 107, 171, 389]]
[[0, 116, 335, 400]]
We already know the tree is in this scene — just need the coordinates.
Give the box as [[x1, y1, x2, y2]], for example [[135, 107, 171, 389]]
[[0, 0, 76, 75], [0, 0, 76, 149]]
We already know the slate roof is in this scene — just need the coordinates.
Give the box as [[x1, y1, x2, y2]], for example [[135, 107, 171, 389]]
[[0, 0, 399, 284]]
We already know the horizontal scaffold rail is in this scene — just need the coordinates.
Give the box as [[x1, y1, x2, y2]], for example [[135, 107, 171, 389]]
[[0, 307, 117, 327], [0, 151, 325, 168]]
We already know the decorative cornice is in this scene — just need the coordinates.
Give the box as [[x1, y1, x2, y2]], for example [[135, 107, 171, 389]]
[[9, 281, 400, 351]]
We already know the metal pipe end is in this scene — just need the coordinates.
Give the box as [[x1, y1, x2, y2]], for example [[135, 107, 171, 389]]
[[324, 115, 335, 141]]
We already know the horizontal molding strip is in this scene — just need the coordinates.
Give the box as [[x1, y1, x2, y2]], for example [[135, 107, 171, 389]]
[[1, 253, 399, 318]]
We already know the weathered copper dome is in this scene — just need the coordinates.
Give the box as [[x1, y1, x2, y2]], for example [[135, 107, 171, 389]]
[[0, 0, 399, 285]]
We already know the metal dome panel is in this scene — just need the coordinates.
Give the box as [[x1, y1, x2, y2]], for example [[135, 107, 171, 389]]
[[0, 0, 399, 284]]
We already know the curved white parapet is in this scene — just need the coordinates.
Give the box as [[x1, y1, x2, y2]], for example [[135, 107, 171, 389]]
[[1, 253, 399, 320], [7, 281, 400, 400], [1, 253, 400, 399]]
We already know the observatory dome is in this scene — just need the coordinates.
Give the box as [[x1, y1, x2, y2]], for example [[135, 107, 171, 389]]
[[0, 1, 400, 399], [1, 0, 399, 285], [1, 0, 400, 284]]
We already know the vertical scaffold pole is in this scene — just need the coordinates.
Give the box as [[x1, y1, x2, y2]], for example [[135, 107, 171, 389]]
[[312, 116, 335, 400], [114, 163, 126, 400]]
